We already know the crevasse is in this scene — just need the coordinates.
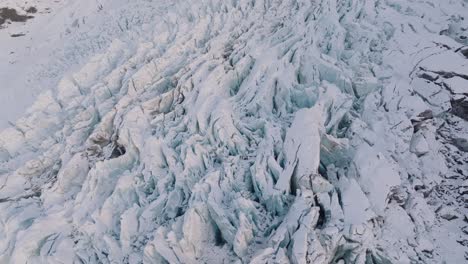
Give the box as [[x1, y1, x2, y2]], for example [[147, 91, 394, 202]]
[[0, 0, 467, 263]]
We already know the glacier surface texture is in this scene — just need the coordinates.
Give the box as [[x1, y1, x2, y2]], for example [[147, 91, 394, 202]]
[[0, 0, 468, 263]]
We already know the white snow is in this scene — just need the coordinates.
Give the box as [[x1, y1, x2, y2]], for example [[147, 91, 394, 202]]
[[444, 76, 468, 95], [1, 0, 468, 263]]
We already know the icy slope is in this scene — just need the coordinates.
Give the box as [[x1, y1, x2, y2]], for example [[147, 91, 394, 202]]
[[0, 0, 468, 263], [0, 0, 167, 128]]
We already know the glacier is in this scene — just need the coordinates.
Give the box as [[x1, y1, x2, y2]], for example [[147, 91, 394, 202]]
[[0, 0, 467, 263]]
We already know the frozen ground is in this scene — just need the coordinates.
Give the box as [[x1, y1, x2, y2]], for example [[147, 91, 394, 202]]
[[0, 0, 467, 263]]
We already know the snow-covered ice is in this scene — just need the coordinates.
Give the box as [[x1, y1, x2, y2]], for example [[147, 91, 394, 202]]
[[0, 0, 468, 263]]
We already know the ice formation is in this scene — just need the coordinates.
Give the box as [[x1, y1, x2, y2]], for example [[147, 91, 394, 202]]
[[0, 0, 467, 263]]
